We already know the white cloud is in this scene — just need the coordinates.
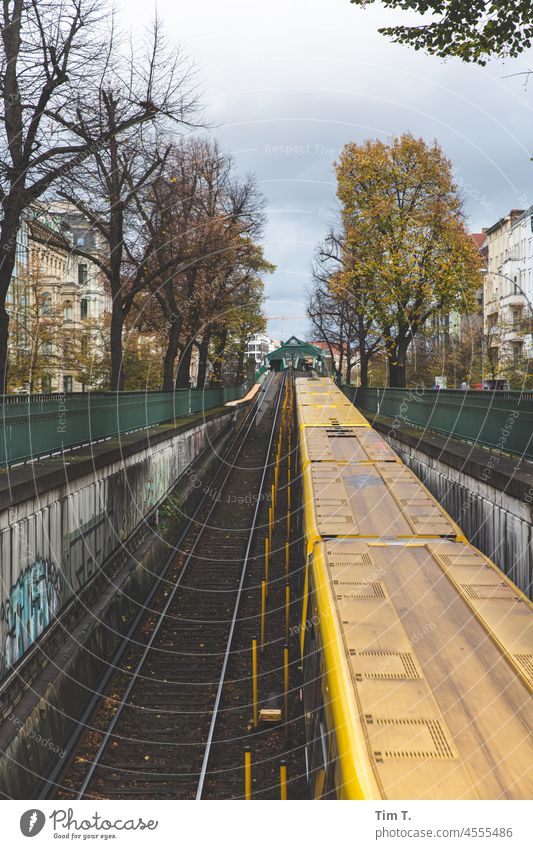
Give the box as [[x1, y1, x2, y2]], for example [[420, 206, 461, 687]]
[[120, 0, 533, 335]]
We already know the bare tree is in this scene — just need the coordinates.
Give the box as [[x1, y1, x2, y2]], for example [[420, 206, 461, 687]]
[[0, 1, 191, 392], [309, 229, 382, 385], [145, 139, 267, 390], [57, 18, 199, 390]]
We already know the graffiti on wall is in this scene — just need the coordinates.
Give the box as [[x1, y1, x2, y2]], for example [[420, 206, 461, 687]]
[[0, 417, 225, 678], [0, 559, 62, 674]]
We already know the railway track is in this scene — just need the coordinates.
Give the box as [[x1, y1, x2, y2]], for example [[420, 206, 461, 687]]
[[45, 372, 285, 800]]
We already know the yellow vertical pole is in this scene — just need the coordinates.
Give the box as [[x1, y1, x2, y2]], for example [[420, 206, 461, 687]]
[[287, 508, 290, 540], [287, 484, 291, 512], [280, 760, 287, 800], [244, 746, 252, 800], [269, 505, 273, 551], [285, 540, 289, 578], [285, 583, 290, 644], [271, 483, 275, 515], [284, 644, 289, 736], [252, 638, 258, 727], [274, 461, 279, 493], [264, 537, 269, 596], [261, 579, 266, 650]]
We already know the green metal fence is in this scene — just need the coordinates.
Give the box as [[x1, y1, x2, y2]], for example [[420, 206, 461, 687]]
[[342, 386, 533, 461], [0, 382, 251, 466]]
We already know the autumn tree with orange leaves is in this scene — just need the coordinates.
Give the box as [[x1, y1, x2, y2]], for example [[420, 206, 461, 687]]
[[334, 134, 482, 387]]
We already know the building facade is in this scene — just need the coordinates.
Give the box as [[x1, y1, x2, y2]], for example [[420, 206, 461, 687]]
[[7, 203, 110, 393], [483, 208, 533, 378], [245, 333, 279, 365]]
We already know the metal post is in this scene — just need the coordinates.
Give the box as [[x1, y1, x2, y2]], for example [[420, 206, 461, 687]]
[[269, 505, 273, 551], [287, 508, 290, 540], [285, 583, 290, 644], [244, 746, 252, 800], [271, 483, 275, 514], [261, 580, 266, 650], [284, 644, 289, 739], [264, 536, 269, 595], [280, 760, 287, 800], [285, 540, 289, 578], [252, 638, 258, 727]]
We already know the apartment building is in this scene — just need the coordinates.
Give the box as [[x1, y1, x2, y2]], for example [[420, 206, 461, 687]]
[[7, 203, 110, 393], [245, 333, 279, 365], [483, 208, 533, 371]]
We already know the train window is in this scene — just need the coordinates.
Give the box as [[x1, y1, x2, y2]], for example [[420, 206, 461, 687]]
[[309, 703, 328, 792], [324, 736, 339, 799], [320, 719, 328, 766], [313, 768, 326, 800]]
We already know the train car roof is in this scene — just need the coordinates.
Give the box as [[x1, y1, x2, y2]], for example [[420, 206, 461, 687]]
[[297, 403, 370, 428], [310, 538, 533, 799], [303, 461, 462, 539], [298, 389, 348, 405], [295, 377, 333, 386], [301, 425, 399, 464]]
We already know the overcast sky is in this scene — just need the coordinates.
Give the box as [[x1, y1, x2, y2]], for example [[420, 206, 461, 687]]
[[123, 0, 533, 339]]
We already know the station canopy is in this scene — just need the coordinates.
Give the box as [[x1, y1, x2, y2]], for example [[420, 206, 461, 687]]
[[263, 336, 328, 373]]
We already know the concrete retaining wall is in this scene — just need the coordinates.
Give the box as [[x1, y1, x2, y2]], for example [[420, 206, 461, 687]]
[[0, 410, 233, 677], [383, 431, 533, 597], [0, 401, 253, 797]]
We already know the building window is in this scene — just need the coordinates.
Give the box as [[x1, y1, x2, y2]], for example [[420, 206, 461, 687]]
[[81, 335, 88, 356], [78, 263, 88, 285], [63, 375, 73, 393], [80, 298, 88, 319], [42, 292, 51, 315], [42, 339, 52, 356], [63, 300, 73, 321], [42, 374, 52, 393]]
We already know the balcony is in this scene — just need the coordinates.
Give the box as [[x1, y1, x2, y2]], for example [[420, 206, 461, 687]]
[[504, 329, 527, 343], [500, 292, 528, 308]]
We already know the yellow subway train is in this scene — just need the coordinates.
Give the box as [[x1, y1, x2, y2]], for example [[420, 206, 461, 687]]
[[295, 376, 533, 800]]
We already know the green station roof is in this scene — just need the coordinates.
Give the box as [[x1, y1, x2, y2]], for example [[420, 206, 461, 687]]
[[264, 336, 326, 361]]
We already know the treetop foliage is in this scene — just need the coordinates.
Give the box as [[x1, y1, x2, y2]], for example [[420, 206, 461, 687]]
[[321, 133, 482, 386], [350, 1, 533, 64]]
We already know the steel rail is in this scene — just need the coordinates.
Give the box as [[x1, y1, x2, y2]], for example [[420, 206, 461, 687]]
[[65, 372, 280, 799], [38, 372, 274, 799], [195, 372, 285, 798]]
